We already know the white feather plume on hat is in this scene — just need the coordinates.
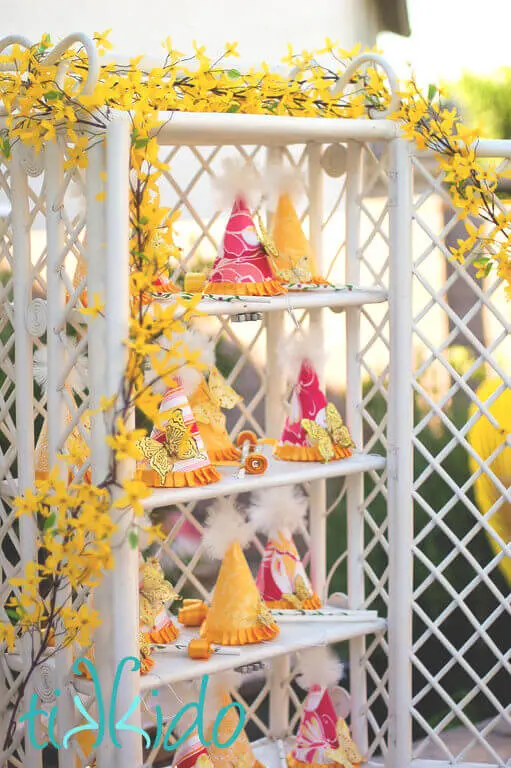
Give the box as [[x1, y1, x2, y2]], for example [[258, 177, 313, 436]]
[[203, 497, 254, 560], [296, 646, 345, 691], [248, 485, 308, 538], [280, 327, 327, 384]]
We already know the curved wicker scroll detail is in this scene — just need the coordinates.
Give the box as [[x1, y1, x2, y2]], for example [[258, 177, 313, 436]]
[[0, 33, 100, 96], [331, 53, 399, 119]]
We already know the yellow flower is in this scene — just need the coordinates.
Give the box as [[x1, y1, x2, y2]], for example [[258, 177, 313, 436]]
[[0, 622, 16, 651], [114, 479, 152, 517], [78, 292, 105, 318], [106, 418, 147, 461]]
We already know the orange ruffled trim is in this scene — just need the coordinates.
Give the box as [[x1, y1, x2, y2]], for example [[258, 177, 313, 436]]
[[287, 756, 350, 768], [284, 275, 332, 290], [274, 443, 352, 462], [202, 621, 279, 646], [208, 444, 242, 466], [204, 279, 286, 297], [136, 464, 221, 488], [266, 593, 322, 610], [145, 621, 179, 644]]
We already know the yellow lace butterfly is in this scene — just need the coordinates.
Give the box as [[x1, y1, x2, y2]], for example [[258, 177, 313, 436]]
[[301, 403, 355, 463], [193, 366, 242, 432], [139, 558, 177, 628], [137, 408, 202, 483], [325, 718, 364, 768], [282, 575, 314, 608]]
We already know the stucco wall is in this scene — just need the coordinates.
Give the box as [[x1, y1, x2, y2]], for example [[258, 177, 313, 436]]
[[4, 0, 380, 61]]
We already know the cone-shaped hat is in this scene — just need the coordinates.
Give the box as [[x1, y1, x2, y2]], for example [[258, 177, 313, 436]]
[[174, 733, 212, 768], [249, 487, 320, 610], [288, 648, 362, 768], [274, 359, 354, 463], [205, 197, 284, 297], [190, 366, 242, 466], [201, 498, 279, 646], [136, 382, 221, 487], [202, 671, 266, 768], [271, 194, 329, 288]]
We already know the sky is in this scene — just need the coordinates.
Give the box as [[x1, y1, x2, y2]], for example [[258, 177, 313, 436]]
[[379, 0, 511, 87]]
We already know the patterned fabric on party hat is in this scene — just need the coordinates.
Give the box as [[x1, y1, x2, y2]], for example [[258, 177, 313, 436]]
[[287, 647, 362, 768], [256, 530, 320, 610], [174, 732, 211, 768], [205, 688, 265, 768], [274, 360, 354, 463], [271, 194, 329, 288], [138, 555, 179, 644], [201, 498, 279, 646], [136, 383, 221, 487], [249, 487, 321, 610], [190, 366, 242, 466], [205, 197, 284, 296]]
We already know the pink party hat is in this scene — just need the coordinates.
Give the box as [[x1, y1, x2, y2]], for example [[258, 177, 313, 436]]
[[274, 335, 354, 463], [249, 486, 321, 610], [136, 382, 221, 488], [205, 197, 284, 297], [288, 648, 363, 768]]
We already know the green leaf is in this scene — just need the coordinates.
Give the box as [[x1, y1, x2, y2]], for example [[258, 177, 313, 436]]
[[5, 608, 19, 622], [227, 104, 240, 113], [473, 257, 489, 267], [484, 261, 493, 278], [228, 69, 241, 79], [43, 512, 56, 531], [428, 84, 438, 103], [44, 90, 62, 101], [0, 137, 10, 160], [134, 137, 149, 149], [128, 530, 139, 549]]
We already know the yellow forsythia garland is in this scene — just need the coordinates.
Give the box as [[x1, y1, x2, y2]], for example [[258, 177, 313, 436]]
[[0, 30, 508, 756]]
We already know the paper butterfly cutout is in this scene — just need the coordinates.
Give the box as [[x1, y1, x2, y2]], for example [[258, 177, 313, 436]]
[[301, 403, 355, 463], [257, 599, 276, 628], [137, 408, 203, 483], [255, 212, 312, 284], [282, 575, 314, 609], [325, 718, 364, 768], [139, 557, 177, 629], [194, 366, 242, 432]]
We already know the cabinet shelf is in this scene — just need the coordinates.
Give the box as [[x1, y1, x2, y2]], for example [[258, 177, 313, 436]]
[[156, 286, 388, 317], [143, 451, 386, 510], [75, 613, 385, 693]]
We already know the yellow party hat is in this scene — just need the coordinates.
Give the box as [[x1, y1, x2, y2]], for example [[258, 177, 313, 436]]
[[201, 498, 279, 646], [190, 366, 242, 466], [271, 194, 329, 288], [203, 671, 266, 768]]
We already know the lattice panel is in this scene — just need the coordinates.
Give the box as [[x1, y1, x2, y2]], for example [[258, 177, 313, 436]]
[[0, 148, 94, 767], [410, 150, 511, 765]]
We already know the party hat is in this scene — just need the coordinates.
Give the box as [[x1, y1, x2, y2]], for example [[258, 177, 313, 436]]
[[174, 732, 212, 768], [203, 671, 266, 768], [136, 381, 221, 487], [201, 498, 279, 645], [205, 196, 285, 297], [147, 327, 242, 466], [139, 555, 179, 644], [271, 194, 329, 288], [249, 486, 321, 610], [288, 648, 363, 768], [190, 365, 243, 465], [274, 334, 354, 463]]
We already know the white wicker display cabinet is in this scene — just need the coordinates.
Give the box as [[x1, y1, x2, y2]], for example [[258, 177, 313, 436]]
[[0, 104, 413, 768]]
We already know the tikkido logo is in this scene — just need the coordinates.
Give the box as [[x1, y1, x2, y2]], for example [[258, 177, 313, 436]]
[[20, 657, 245, 751]]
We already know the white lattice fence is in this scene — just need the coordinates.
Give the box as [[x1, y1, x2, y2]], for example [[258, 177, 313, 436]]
[[408, 147, 511, 766]]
